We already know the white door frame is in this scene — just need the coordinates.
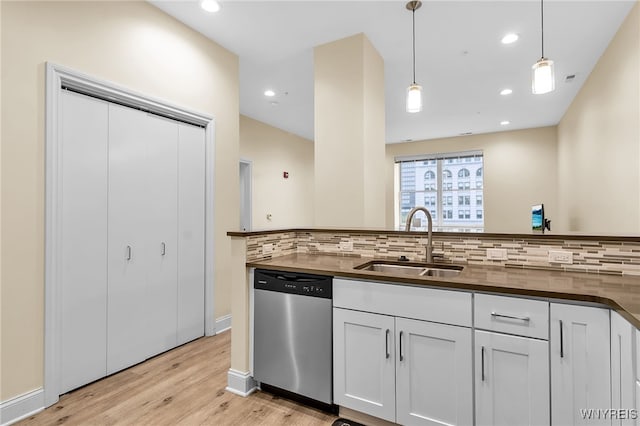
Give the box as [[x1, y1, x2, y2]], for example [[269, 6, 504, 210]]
[[44, 63, 216, 407], [239, 159, 253, 232]]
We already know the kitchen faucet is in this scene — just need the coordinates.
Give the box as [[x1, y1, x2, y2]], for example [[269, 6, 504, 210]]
[[405, 206, 433, 263]]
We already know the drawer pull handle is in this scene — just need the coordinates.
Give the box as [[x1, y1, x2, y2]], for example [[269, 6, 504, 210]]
[[559, 320, 564, 358], [126, 245, 132, 261], [399, 331, 404, 362], [385, 329, 390, 359], [481, 346, 485, 381], [161, 242, 166, 256], [491, 312, 530, 322]]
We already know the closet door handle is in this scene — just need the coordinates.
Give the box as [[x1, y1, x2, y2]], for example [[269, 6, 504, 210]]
[[399, 331, 404, 362], [161, 242, 166, 256], [126, 245, 132, 261], [559, 320, 564, 358], [481, 346, 485, 381], [385, 329, 390, 359]]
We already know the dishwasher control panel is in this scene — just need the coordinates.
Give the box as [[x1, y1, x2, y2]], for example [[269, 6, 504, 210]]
[[254, 269, 332, 299]]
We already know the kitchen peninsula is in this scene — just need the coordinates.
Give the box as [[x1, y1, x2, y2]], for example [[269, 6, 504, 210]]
[[228, 228, 640, 426]]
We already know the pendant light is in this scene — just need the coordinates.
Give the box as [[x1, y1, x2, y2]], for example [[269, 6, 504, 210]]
[[532, 0, 555, 94], [406, 1, 423, 113]]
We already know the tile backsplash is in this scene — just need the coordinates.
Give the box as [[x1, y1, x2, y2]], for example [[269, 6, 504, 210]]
[[243, 231, 640, 276]]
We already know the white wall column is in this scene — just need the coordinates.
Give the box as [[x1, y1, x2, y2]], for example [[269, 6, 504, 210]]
[[314, 33, 386, 227]]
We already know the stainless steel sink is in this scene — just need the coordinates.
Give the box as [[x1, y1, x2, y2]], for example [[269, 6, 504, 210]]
[[355, 261, 464, 278], [361, 263, 428, 276]]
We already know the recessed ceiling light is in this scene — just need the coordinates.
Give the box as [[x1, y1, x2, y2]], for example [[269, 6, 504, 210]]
[[500, 120, 510, 126], [200, 0, 221, 13], [500, 88, 513, 96], [501, 33, 519, 44], [264, 89, 276, 97]]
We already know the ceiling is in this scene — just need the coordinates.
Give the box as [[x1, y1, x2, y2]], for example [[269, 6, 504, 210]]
[[151, 0, 635, 143]]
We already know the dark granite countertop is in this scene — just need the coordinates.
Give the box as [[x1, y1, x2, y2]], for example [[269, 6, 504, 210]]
[[247, 253, 640, 329]]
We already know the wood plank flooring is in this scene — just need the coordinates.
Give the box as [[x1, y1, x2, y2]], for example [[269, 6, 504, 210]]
[[20, 331, 338, 425]]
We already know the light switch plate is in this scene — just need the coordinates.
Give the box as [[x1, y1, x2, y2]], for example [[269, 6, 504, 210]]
[[339, 241, 354, 252], [487, 248, 508, 260], [262, 243, 274, 254], [549, 250, 573, 264]]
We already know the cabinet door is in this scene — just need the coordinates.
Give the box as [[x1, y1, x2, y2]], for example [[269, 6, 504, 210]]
[[611, 311, 636, 426], [475, 330, 549, 426], [396, 318, 472, 426], [144, 114, 179, 356], [107, 104, 153, 374], [59, 90, 109, 393], [176, 123, 206, 345], [637, 328, 640, 426], [333, 308, 396, 422], [550, 304, 611, 426]]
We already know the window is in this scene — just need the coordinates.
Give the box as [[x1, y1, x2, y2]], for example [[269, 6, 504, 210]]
[[396, 151, 484, 232]]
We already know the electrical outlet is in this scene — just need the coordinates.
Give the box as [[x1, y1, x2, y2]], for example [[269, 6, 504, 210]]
[[549, 250, 573, 264], [487, 248, 508, 261], [262, 243, 274, 254], [339, 241, 354, 252]]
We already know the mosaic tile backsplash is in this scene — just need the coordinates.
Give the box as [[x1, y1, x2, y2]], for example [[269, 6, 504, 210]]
[[244, 231, 640, 276]]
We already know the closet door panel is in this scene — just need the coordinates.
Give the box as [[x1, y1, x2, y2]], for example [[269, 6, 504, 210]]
[[177, 124, 206, 344], [107, 104, 151, 374], [145, 114, 179, 356], [60, 90, 109, 393]]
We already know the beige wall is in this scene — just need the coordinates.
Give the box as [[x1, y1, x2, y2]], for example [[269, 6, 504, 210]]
[[314, 34, 386, 228], [0, 1, 239, 401], [239, 115, 314, 229], [386, 127, 558, 233], [557, 2, 640, 234]]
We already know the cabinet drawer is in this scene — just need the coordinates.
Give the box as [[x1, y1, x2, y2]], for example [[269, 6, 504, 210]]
[[475, 293, 549, 339], [334, 278, 472, 327]]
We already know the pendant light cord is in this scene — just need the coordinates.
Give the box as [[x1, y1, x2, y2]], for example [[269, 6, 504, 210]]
[[412, 7, 416, 84], [541, 0, 545, 58]]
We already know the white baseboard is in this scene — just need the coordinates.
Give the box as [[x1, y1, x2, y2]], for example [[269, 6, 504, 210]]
[[216, 314, 231, 334], [0, 388, 45, 426], [225, 369, 257, 397]]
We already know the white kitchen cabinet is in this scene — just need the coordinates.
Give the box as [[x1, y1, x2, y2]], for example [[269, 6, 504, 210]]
[[396, 317, 473, 426], [636, 328, 640, 426], [333, 302, 472, 426], [475, 330, 549, 426], [611, 311, 636, 426], [550, 303, 611, 426], [333, 308, 396, 422]]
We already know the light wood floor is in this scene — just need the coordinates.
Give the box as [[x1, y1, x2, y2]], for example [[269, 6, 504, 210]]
[[20, 331, 338, 425]]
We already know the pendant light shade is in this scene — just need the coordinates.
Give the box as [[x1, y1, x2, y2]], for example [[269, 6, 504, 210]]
[[532, 0, 555, 94], [532, 58, 555, 94], [406, 83, 423, 113], [406, 1, 422, 113]]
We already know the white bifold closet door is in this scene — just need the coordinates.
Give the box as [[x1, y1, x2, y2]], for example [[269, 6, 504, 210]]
[[59, 90, 205, 391], [176, 124, 205, 345], [107, 103, 180, 374], [60, 90, 109, 393]]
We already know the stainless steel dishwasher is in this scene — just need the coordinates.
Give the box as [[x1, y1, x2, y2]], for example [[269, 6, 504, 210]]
[[253, 269, 333, 405]]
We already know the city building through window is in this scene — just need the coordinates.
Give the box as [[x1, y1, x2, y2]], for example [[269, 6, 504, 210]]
[[395, 151, 484, 232]]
